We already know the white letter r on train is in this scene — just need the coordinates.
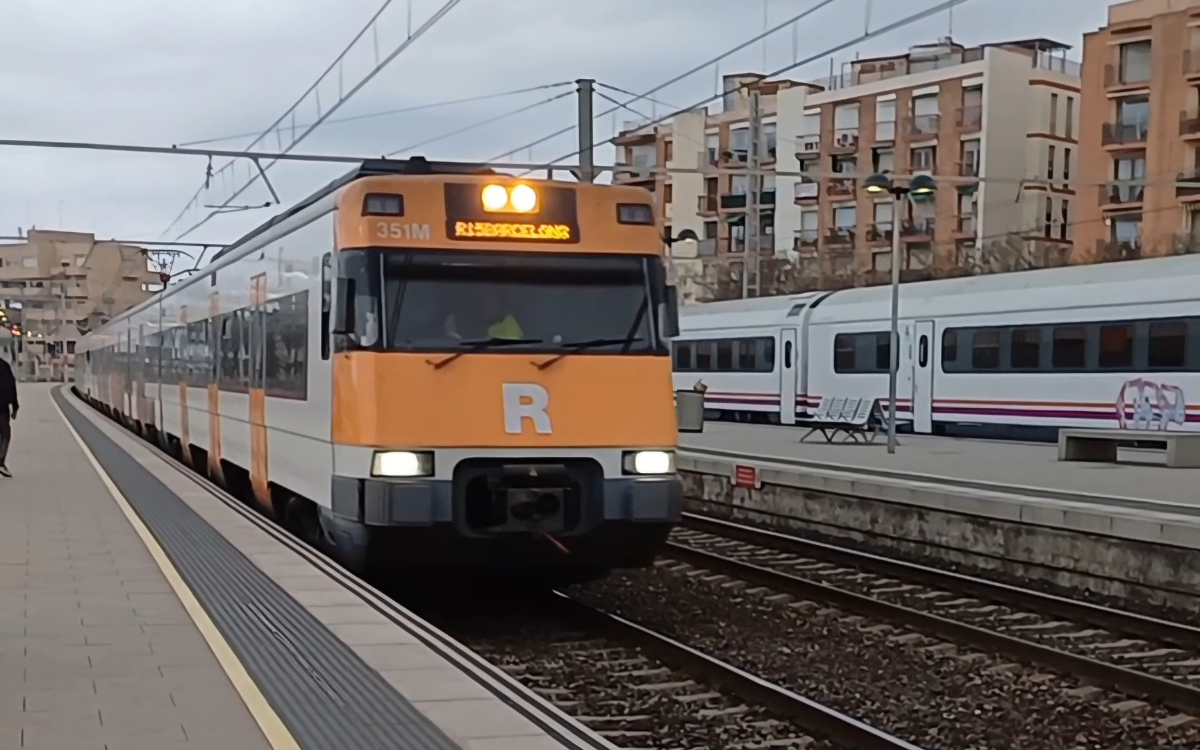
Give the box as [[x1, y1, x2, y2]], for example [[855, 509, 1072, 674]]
[[503, 383, 552, 435]]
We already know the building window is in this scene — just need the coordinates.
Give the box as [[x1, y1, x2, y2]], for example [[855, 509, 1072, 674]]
[[1060, 199, 1069, 241], [833, 205, 857, 231], [1063, 147, 1071, 181], [704, 221, 718, 239], [729, 128, 750, 162], [1044, 196, 1053, 238], [875, 99, 896, 141], [1119, 40, 1152, 84], [1065, 96, 1075, 139], [871, 249, 892, 272], [706, 133, 719, 164], [872, 147, 894, 174], [1112, 214, 1142, 248], [1117, 97, 1149, 140], [1047, 144, 1055, 180], [664, 140, 673, 163], [911, 146, 935, 172], [731, 174, 749, 195], [664, 183, 673, 204], [1049, 92, 1059, 134], [960, 139, 980, 176]]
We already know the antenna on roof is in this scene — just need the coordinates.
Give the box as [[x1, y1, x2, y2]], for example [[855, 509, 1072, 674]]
[[402, 156, 433, 175]]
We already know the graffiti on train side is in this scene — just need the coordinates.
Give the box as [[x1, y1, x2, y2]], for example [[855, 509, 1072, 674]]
[[1115, 378, 1187, 430]]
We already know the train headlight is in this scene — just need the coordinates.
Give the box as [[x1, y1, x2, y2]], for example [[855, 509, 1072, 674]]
[[372, 450, 434, 478], [481, 184, 509, 211], [510, 184, 538, 213], [622, 450, 675, 475]]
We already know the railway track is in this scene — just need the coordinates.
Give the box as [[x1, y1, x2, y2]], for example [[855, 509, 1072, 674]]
[[668, 513, 1200, 715], [417, 592, 923, 750]]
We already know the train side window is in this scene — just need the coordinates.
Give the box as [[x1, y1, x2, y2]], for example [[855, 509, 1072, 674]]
[[874, 333, 891, 371], [673, 342, 693, 370], [737, 339, 756, 370], [971, 329, 1000, 369], [320, 253, 332, 360], [941, 329, 958, 368], [1098, 324, 1134, 369], [1148, 320, 1186, 368], [695, 341, 713, 370], [833, 334, 855, 372], [716, 340, 734, 370], [918, 335, 929, 368], [1052, 326, 1087, 369], [1010, 328, 1041, 369]]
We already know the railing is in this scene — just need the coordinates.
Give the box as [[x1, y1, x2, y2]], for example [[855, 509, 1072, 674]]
[[955, 105, 982, 131], [1185, 49, 1200, 76], [866, 223, 893, 242], [1099, 183, 1144, 206], [793, 181, 819, 202], [957, 160, 980, 177], [901, 219, 935, 239], [1177, 171, 1200, 198], [794, 229, 820, 250], [697, 195, 718, 213], [1101, 121, 1148, 146], [830, 128, 860, 152], [1035, 51, 1080, 77], [1104, 63, 1150, 88], [906, 114, 940, 138], [760, 190, 776, 206], [874, 120, 896, 142], [826, 177, 856, 198], [720, 193, 747, 210], [826, 228, 855, 245], [956, 215, 977, 235], [797, 134, 821, 156], [1180, 112, 1200, 137], [1095, 239, 1141, 262]]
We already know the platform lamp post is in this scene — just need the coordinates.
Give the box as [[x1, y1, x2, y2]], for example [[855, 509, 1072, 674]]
[[863, 173, 936, 454]]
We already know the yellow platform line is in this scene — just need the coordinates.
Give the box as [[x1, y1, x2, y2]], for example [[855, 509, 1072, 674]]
[[53, 394, 302, 750]]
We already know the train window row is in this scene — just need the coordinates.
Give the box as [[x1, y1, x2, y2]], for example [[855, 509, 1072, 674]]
[[672, 337, 776, 373], [833, 331, 891, 374], [942, 316, 1200, 373], [92, 291, 311, 399]]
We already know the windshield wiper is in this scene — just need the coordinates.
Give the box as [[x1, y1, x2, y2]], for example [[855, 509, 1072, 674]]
[[428, 337, 543, 370], [535, 337, 646, 370]]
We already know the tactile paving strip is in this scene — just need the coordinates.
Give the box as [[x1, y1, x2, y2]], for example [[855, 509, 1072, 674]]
[[55, 389, 464, 750]]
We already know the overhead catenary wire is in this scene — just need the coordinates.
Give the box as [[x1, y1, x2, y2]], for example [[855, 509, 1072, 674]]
[[530, 0, 979, 174], [487, 0, 844, 163], [384, 89, 575, 157], [177, 82, 574, 147]]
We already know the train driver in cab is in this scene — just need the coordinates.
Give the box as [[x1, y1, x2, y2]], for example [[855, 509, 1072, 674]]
[[443, 292, 525, 341]]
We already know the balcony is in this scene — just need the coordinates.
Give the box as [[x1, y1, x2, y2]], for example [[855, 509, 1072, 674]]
[[957, 160, 980, 178], [1185, 48, 1200, 79], [954, 214, 977, 237], [793, 180, 819, 203], [1095, 239, 1141, 262], [1177, 171, 1200, 200], [955, 105, 982, 133], [1099, 183, 1144, 207], [826, 177, 856, 198], [720, 193, 747, 210], [830, 128, 860, 153], [1181, 112, 1200, 140], [796, 134, 821, 158], [874, 121, 896, 143], [866, 223, 893, 243], [696, 239, 718, 257], [697, 195, 718, 213], [1101, 121, 1148, 146], [906, 114, 940, 141], [1103, 63, 1150, 91], [794, 229, 820, 252], [826, 228, 855, 245], [900, 218, 935, 241], [760, 190, 776, 206]]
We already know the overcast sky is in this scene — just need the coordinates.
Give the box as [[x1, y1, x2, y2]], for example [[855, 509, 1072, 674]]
[[0, 0, 1114, 263]]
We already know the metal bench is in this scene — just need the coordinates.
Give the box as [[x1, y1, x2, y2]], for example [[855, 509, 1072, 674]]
[[1057, 428, 1200, 468], [799, 396, 881, 443]]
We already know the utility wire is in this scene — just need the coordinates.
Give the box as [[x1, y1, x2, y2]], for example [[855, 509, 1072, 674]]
[[488, 0, 842, 163], [385, 90, 574, 157], [593, 82, 679, 110], [178, 82, 573, 147]]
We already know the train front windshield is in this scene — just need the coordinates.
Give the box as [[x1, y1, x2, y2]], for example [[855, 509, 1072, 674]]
[[338, 249, 672, 355]]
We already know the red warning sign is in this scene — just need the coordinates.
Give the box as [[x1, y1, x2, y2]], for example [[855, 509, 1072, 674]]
[[734, 465, 758, 488]]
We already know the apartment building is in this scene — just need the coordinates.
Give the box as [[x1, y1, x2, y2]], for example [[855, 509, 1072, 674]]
[[614, 39, 1082, 299], [1074, 0, 1200, 262], [0, 229, 159, 378]]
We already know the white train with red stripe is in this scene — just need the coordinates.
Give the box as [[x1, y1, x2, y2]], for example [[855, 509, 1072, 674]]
[[672, 254, 1200, 440]]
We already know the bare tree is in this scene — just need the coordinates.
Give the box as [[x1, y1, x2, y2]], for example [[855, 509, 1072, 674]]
[[953, 234, 1070, 276]]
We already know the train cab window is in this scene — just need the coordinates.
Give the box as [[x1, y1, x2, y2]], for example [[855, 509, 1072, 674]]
[[1010, 328, 1041, 369], [1148, 320, 1187, 368], [673, 342, 693, 370], [1052, 326, 1087, 369], [695, 341, 713, 370], [971, 329, 1000, 369], [833, 334, 855, 372], [716, 340, 734, 369], [941, 329, 958, 365], [1098, 324, 1134, 369]]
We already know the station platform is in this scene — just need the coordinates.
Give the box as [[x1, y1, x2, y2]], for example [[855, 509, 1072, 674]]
[[681, 421, 1198, 506], [1, 384, 602, 750]]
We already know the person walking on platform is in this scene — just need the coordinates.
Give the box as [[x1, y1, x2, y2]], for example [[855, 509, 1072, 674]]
[[0, 357, 16, 477]]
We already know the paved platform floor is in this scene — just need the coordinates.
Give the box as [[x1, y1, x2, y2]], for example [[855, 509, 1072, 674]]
[[682, 422, 1200, 505], [0, 384, 272, 750]]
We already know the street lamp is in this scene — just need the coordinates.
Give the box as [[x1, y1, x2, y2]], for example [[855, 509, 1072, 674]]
[[863, 172, 937, 454]]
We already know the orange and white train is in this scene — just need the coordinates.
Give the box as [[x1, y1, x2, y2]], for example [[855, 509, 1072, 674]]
[[75, 158, 682, 582]]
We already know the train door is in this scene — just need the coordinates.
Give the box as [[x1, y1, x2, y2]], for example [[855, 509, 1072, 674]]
[[912, 319, 935, 433], [779, 328, 798, 425]]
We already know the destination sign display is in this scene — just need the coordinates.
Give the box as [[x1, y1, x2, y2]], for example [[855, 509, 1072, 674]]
[[450, 220, 575, 242]]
